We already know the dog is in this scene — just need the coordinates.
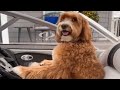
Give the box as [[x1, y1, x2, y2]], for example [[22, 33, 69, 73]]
[[12, 11, 105, 79]]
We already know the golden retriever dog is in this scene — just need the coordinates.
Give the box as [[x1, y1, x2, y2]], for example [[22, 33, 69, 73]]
[[12, 11, 105, 79]]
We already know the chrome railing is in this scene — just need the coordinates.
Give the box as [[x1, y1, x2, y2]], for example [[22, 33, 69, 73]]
[[0, 11, 56, 31], [79, 13, 119, 43], [0, 11, 119, 44]]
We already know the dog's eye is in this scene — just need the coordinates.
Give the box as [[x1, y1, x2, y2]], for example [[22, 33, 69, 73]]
[[72, 17, 77, 22], [60, 16, 65, 22]]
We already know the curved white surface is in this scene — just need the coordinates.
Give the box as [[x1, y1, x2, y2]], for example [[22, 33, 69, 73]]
[[104, 66, 120, 79], [113, 48, 120, 73]]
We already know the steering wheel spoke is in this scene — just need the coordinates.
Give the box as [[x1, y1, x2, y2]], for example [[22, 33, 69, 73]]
[[0, 58, 13, 72]]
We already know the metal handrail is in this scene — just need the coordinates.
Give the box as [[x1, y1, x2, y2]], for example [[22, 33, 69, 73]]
[[0, 11, 57, 31], [0, 11, 119, 43], [79, 13, 119, 43]]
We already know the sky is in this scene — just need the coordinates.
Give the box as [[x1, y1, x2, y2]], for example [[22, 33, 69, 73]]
[[113, 11, 120, 17]]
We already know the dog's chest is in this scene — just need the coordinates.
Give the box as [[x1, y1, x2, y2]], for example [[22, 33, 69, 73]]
[[52, 43, 93, 60]]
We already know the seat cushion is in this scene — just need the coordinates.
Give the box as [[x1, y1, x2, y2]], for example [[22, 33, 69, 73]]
[[104, 66, 120, 79]]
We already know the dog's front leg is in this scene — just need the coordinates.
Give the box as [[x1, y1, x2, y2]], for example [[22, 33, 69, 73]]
[[12, 66, 31, 79], [12, 65, 66, 79]]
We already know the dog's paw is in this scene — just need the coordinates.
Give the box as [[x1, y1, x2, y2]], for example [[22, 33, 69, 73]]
[[39, 62, 45, 66], [40, 60, 52, 66], [29, 62, 40, 67], [12, 66, 22, 76]]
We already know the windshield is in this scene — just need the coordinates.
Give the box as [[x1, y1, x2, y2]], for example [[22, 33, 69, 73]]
[[0, 11, 119, 50]]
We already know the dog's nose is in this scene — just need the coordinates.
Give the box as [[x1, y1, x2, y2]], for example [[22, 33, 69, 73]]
[[61, 24, 68, 29]]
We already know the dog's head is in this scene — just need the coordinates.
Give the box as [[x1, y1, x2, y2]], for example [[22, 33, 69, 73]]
[[55, 11, 92, 43]]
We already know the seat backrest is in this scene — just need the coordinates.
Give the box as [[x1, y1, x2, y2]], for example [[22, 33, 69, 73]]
[[33, 12, 60, 28], [43, 12, 60, 24]]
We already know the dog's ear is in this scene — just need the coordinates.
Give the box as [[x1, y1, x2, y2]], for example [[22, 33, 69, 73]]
[[56, 18, 60, 25], [55, 13, 62, 42], [79, 18, 92, 42], [56, 13, 64, 25], [55, 32, 61, 43]]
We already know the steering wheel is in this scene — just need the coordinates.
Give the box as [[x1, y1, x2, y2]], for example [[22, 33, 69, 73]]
[[0, 65, 21, 79], [0, 47, 22, 79]]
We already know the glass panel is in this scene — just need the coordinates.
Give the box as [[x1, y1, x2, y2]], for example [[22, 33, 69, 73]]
[[0, 11, 116, 50], [0, 11, 58, 44]]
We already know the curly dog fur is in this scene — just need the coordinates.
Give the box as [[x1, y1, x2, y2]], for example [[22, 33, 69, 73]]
[[12, 11, 105, 79]]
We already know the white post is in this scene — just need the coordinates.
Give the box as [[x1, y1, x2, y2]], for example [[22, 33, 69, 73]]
[[43, 11, 46, 19], [111, 11, 115, 34], [0, 14, 9, 44]]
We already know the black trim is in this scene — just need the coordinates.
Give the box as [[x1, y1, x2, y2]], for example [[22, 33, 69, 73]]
[[108, 43, 120, 68], [0, 44, 56, 50], [0, 66, 22, 79]]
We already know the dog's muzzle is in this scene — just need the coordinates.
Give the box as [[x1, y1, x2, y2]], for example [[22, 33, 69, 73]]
[[60, 24, 71, 36]]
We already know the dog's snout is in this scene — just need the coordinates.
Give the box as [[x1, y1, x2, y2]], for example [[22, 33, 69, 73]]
[[61, 24, 69, 29]]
